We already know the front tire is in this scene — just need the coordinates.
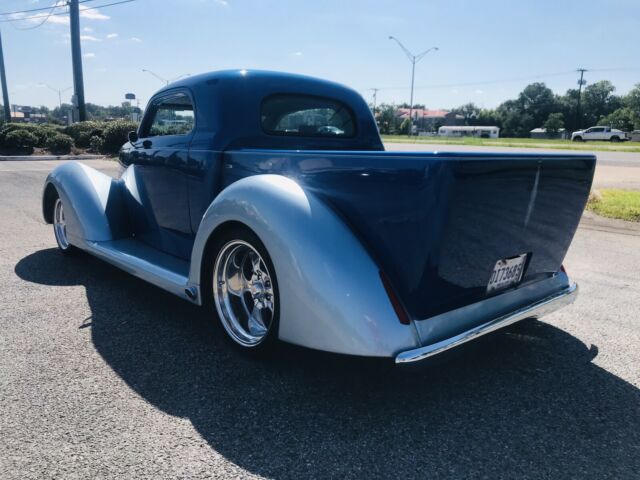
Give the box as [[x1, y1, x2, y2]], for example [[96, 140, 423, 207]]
[[52, 197, 78, 256], [572, 136, 583, 142], [209, 226, 280, 354]]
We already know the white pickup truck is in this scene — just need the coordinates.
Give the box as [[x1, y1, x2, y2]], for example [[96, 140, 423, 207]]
[[572, 126, 628, 142]]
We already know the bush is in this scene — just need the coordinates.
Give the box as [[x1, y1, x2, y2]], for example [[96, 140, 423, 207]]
[[32, 126, 60, 148], [0, 123, 63, 148], [102, 120, 138, 154], [64, 121, 104, 148], [4, 129, 38, 154], [46, 133, 74, 155], [89, 135, 104, 153]]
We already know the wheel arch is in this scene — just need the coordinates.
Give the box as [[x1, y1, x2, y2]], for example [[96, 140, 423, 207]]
[[42, 161, 129, 246], [42, 182, 58, 224], [188, 174, 420, 357]]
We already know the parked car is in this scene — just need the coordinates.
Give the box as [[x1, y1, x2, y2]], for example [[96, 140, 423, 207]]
[[571, 126, 628, 142], [42, 70, 595, 364]]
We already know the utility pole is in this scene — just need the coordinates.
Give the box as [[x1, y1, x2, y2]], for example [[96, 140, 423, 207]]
[[0, 29, 11, 122], [388, 36, 438, 136], [370, 88, 379, 117], [576, 68, 587, 130], [69, 0, 86, 121]]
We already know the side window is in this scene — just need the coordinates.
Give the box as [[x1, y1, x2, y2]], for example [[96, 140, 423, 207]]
[[261, 94, 356, 137], [146, 92, 194, 137]]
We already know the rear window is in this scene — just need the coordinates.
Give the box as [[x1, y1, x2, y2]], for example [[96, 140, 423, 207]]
[[261, 94, 355, 138]]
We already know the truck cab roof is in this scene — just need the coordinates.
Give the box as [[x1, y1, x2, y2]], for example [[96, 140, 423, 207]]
[[149, 69, 383, 151]]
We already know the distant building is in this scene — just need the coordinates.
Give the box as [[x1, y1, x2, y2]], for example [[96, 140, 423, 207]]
[[396, 108, 463, 132], [530, 127, 569, 140], [10, 105, 47, 124], [438, 125, 500, 138]]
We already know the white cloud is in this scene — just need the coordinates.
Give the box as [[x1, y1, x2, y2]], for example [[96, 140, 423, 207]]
[[83, 27, 93, 32], [47, 15, 70, 25], [83, 52, 96, 58], [94, 67, 108, 73], [106, 33, 119, 39], [130, 37, 142, 43], [214, 0, 229, 6], [81, 35, 101, 42], [290, 51, 303, 57], [79, 5, 110, 20], [475, 89, 484, 95]]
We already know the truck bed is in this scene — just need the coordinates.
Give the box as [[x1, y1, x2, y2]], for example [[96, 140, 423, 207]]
[[223, 150, 595, 320]]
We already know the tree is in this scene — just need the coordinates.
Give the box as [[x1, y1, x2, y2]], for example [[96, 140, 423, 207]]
[[599, 108, 636, 132], [375, 103, 401, 135], [399, 118, 412, 135], [624, 83, 640, 113], [452, 102, 481, 125], [543, 112, 564, 136], [518, 82, 559, 128], [582, 80, 622, 126]]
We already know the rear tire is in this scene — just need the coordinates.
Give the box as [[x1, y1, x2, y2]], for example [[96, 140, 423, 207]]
[[52, 196, 78, 256], [206, 225, 280, 355], [610, 136, 620, 142]]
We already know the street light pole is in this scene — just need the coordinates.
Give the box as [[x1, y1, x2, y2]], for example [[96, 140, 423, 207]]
[[40, 84, 72, 109], [142, 69, 190, 86], [0, 29, 12, 123], [388, 36, 438, 136]]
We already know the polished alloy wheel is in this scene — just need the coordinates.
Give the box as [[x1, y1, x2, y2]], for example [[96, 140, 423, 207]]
[[53, 198, 70, 250], [213, 240, 276, 347]]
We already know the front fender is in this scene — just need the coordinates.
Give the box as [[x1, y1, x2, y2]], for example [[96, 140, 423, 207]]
[[189, 175, 420, 357], [42, 162, 127, 245]]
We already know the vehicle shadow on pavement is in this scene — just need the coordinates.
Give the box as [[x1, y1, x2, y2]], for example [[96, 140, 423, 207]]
[[15, 249, 640, 479]]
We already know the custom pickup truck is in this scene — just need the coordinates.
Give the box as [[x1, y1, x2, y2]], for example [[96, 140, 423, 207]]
[[43, 70, 595, 364]]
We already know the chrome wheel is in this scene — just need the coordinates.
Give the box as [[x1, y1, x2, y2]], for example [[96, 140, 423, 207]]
[[53, 198, 70, 250], [213, 240, 276, 347]]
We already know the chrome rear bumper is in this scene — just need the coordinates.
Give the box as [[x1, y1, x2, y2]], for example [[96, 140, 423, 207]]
[[395, 283, 578, 364]]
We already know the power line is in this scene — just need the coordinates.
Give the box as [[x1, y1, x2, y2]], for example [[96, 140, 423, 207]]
[[0, 0, 136, 24], [0, 0, 96, 17], [367, 67, 636, 92], [7, 1, 66, 31]]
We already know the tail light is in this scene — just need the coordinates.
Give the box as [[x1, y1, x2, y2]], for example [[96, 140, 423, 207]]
[[379, 270, 411, 325]]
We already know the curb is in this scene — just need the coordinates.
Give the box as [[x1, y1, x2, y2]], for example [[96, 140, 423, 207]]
[[0, 154, 107, 161], [579, 211, 640, 236]]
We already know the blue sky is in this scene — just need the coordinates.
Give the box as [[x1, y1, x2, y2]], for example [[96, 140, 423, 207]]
[[2, 0, 639, 110]]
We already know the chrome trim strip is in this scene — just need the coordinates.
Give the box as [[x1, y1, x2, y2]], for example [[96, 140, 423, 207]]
[[395, 283, 579, 364]]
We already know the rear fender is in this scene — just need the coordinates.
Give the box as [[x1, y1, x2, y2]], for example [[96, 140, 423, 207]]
[[189, 174, 420, 357], [42, 161, 128, 245]]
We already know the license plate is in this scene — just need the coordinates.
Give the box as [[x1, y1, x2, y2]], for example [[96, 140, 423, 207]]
[[486, 254, 527, 293]]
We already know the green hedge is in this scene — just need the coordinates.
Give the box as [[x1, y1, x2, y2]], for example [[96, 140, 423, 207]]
[[63, 121, 105, 148], [0, 120, 138, 155], [102, 120, 138, 154], [46, 133, 74, 155], [4, 129, 38, 154]]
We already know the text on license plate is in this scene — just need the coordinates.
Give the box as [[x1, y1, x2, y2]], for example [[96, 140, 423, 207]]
[[486, 254, 528, 293]]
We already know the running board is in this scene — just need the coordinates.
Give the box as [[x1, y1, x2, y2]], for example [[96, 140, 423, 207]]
[[84, 238, 199, 304]]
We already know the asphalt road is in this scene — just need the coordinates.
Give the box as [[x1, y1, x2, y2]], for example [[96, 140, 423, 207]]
[[1, 159, 639, 479]]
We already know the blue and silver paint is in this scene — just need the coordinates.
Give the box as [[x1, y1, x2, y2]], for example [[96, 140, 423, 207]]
[[42, 69, 595, 362]]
